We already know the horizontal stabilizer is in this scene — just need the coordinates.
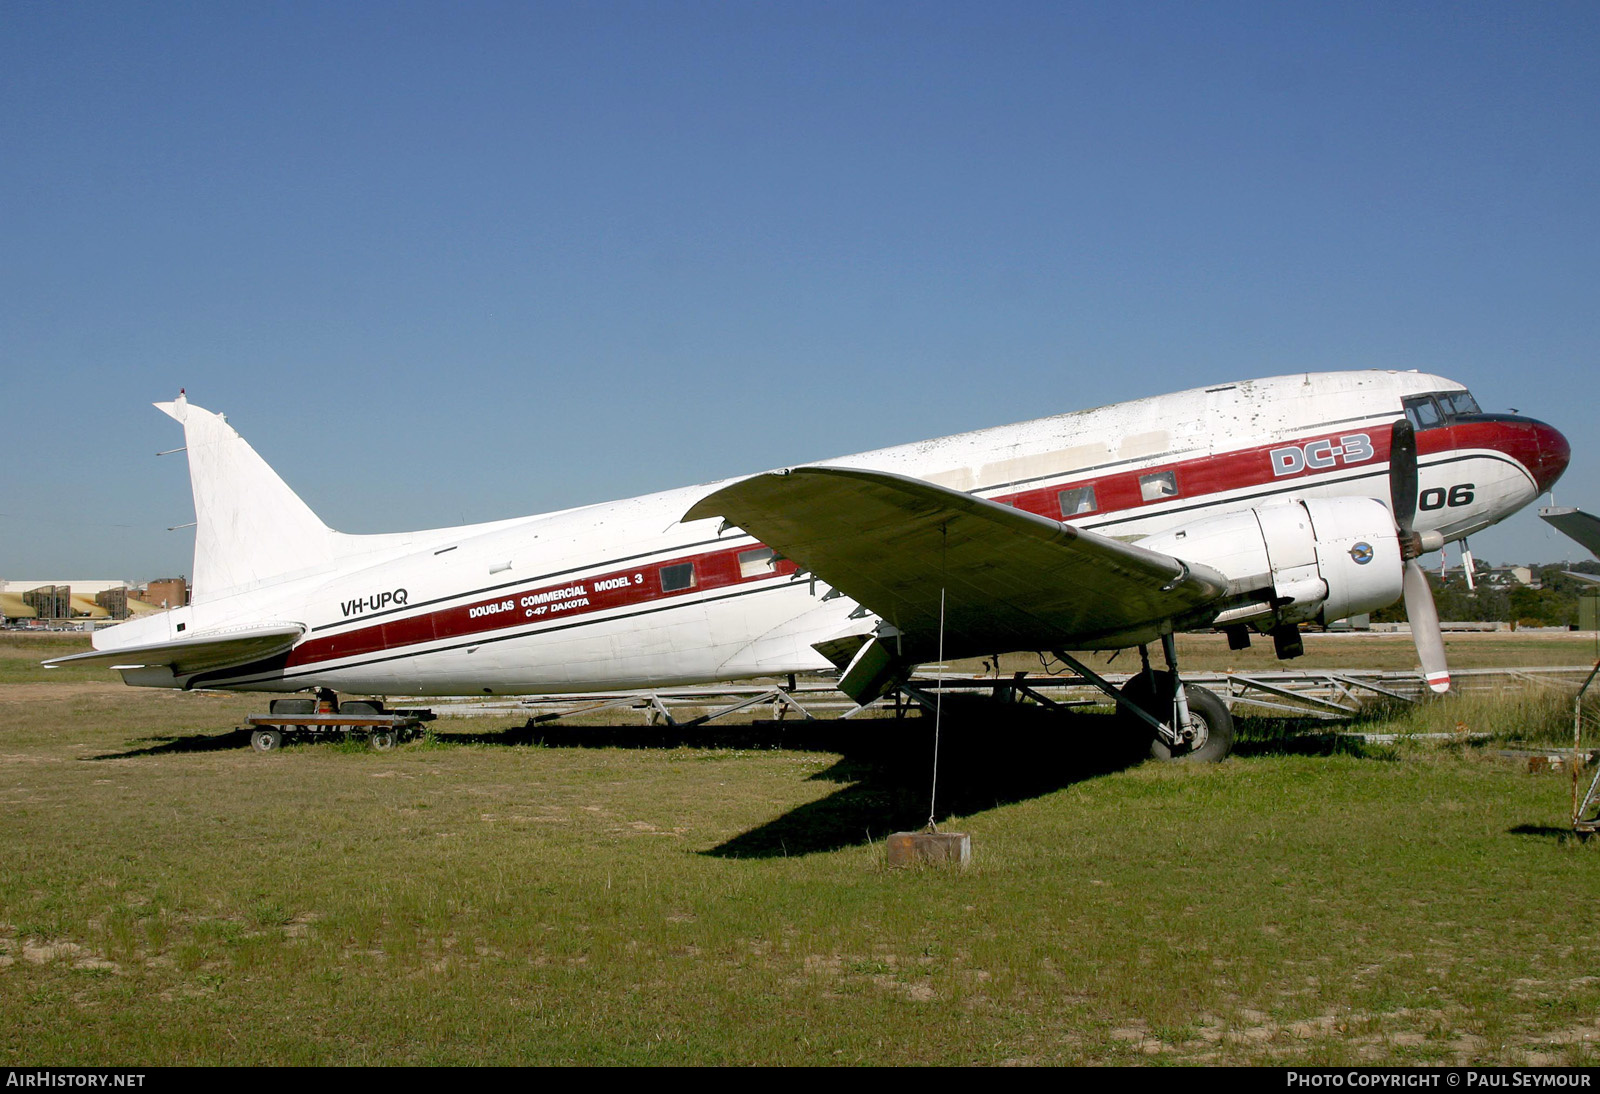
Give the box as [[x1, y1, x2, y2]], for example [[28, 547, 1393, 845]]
[[42, 625, 305, 676], [1541, 506, 1600, 560]]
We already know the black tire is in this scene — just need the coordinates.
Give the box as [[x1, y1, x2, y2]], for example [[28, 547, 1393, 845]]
[[1150, 683, 1234, 762], [1117, 672, 1235, 763], [369, 729, 396, 751], [251, 729, 283, 752], [342, 700, 384, 715]]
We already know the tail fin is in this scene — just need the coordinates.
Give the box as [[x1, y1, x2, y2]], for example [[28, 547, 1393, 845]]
[[156, 392, 335, 602]]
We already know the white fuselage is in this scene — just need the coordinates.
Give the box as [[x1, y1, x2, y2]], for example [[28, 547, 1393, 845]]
[[97, 370, 1563, 694]]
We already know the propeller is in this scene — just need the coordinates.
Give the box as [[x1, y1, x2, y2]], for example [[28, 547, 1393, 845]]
[[1389, 419, 1450, 693]]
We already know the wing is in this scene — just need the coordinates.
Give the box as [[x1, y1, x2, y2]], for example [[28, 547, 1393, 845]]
[[42, 624, 305, 677], [1541, 506, 1600, 560], [684, 467, 1227, 663]]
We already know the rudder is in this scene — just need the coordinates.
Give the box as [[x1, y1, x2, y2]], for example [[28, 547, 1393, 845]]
[[156, 392, 336, 602]]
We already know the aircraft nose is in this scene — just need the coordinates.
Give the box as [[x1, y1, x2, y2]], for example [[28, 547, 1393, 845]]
[[1527, 418, 1571, 495], [1459, 413, 1570, 497]]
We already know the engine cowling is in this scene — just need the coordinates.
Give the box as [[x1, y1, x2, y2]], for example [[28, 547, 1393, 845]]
[[1136, 497, 1404, 626]]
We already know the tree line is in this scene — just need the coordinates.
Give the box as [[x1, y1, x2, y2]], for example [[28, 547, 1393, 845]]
[[1370, 560, 1600, 628]]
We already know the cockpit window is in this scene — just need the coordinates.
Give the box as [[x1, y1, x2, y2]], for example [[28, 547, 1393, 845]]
[[1404, 395, 1444, 430], [1403, 390, 1480, 431]]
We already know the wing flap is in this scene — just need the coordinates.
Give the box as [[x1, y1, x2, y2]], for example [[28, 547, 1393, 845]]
[[685, 467, 1226, 658], [42, 624, 305, 676]]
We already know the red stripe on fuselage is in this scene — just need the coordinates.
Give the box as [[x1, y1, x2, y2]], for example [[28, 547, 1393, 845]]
[[278, 416, 1540, 675], [992, 418, 1538, 521], [287, 545, 797, 669], [992, 423, 1393, 519]]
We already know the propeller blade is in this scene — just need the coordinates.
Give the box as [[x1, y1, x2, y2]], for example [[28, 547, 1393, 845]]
[[1402, 559, 1450, 693], [1389, 418, 1418, 536]]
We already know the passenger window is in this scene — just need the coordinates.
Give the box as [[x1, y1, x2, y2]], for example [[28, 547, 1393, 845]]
[[1139, 472, 1177, 502], [1058, 486, 1097, 516], [737, 547, 776, 578], [660, 563, 696, 592]]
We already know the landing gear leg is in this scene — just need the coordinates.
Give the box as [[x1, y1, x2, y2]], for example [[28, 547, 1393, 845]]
[[1161, 633, 1194, 732], [1054, 637, 1237, 764], [1140, 632, 1234, 762]]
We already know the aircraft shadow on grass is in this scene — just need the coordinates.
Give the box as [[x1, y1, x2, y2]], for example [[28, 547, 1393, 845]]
[[500, 702, 1408, 857], [85, 698, 1141, 852], [84, 699, 1402, 856], [696, 710, 1403, 859], [517, 696, 1151, 859]]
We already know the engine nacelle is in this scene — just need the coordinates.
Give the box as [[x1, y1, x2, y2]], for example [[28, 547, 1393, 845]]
[[1136, 497, 1404, 626]]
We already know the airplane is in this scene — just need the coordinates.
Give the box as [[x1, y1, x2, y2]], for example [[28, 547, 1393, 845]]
[[46, 370, 1570, 762]]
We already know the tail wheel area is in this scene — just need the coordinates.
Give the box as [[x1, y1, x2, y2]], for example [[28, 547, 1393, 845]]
[[1117, 671, 1236, 763]]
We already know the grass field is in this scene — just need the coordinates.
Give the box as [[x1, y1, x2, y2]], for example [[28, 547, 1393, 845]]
[[4, 632, 1600, 1065]]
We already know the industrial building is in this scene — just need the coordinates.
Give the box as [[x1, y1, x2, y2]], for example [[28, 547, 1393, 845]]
[[0, 578, 188, 625]]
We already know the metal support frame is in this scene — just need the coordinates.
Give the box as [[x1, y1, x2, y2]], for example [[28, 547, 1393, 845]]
[[1327, 673, 1415, 703], [1572, 661, 1600, 831], [677, 686, 817, 729], [898, 684, 939, 715], [644, 694, 678, 727], [1225, 675, 1359, 716], [411, 664, 1597, 738]]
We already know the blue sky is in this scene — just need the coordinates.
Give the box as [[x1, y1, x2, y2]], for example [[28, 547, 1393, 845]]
[[3, 1, 1597, 580]]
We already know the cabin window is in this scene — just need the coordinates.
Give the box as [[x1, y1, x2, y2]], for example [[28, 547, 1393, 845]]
[[737, 547, 777, 578], [1058, 485, 1097, 516], [660, 562, 696, 592], [1139, 471, 1177, 502]]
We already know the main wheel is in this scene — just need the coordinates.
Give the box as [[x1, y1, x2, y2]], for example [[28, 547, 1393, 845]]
[[1117, 672, 1235, 762], [251, 728, 283, 752]]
